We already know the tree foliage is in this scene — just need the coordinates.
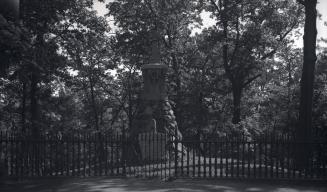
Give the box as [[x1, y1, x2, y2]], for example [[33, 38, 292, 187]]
[[0, 0, 325, 145]]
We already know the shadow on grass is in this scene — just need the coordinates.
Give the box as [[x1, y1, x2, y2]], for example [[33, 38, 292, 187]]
[[1, 177, 327, 192]]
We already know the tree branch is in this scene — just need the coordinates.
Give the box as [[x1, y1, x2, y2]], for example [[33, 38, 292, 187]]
[[210, 0, 221, 14], [260, 49, 277, 61], [229, 12, 240, 67], [279, 21, 299, 41], [242, 74, 261, 87], [260, 20, 298, 61], [297, 0, 305, 6]]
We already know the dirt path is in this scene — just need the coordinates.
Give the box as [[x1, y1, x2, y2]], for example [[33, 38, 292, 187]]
[[1, 177, 326, 192]]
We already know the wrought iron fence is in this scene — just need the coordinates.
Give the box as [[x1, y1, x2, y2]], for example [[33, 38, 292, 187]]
[[0, 131, 326, 180]]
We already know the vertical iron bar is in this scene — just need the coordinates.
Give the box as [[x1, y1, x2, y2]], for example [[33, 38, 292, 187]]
[[204, 141, 206, 178], [21, 133, 25, 177], [159, 133, 162, 178], [10, 133, 14, 176], [61, 135, 64, 176], [226, 137, 228, 178], [231, 138, 234, 178], [174, 130, 178, 178], [66, 135, 69, 176], [157, 133, 160, 178], [270, 134, 274, 179], [83, 134, 85, 176], [88, 134, 92, 176], [187, 141, 190, 177], [214, 141, 217, 178], [72, 134, 75, 176], [287, 135, 290, 179], [242, 135, 245, 178], [181, 140, 184, 176], [276, 135, 279, 179], [49, 135, 53, 176], [116, 133, 119, 175], [15, 134, 19, 177], [164, 134, 167, 179], [237, 137, 240, 178], [209, 141, 212, 178], [198, 141, 201, 177], [152, 131, 155, 177], [168, 134, 171, 178], [247, 138, 251, 178], [41, 135, 47, 176], [141, 133, 148, 177], [323, 143, 326, 178], [104, 133, 108, 176], [259, 136, 262, 178], [94, 134, 97, 176], [100, 134, 103, 176], [149, 132, 152, 177], [265, 134, 268, 179], [55, 135, 58, 176], [253, 139, 256, 178], [163, 134, 166, 178], [78, 134, 81, 176], [219, 138, 224, 177], [110, 134, 113, 175], [193, 141, 195, 177], [281, 135, 285, 178], [5, 132, 8, 176]]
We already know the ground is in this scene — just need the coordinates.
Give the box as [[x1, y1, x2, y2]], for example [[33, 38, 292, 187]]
[[1, 178, 327, 192]]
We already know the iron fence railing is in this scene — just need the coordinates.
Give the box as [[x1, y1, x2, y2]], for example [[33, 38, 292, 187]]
[[0, 131, 326, 180]]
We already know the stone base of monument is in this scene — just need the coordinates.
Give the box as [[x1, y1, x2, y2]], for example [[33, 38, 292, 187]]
[[138, 132, 166, 162]]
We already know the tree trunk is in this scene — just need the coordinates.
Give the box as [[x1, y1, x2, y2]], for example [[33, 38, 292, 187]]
[[30, 71, 39, 137], [21, 81, 27, 134], [232, 81, 242, 124], [127, 69, 134, 131], [89, 76, 99, 130], [197, 91, 203, 132], [297, 0, 317, 170], [221, 0, 242, 124], [171, 53, 181, 126], [287, 59, 293, 133], [128, 81, 133, 131]]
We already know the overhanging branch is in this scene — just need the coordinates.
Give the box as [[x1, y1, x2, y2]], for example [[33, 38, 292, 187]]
[[243, 74, 261, 87], [210, 0, 221, 14], [297, 0, 305, 6]]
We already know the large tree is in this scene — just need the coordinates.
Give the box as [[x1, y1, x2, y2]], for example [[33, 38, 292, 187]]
[[0, 0, 73, 136], [53, 0, 117, 132], [296, 0, 318, 169], [207, 0, 303, 124], [0, 0, 117, 134]]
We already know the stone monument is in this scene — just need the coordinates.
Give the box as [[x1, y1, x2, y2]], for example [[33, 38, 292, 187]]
[[132, 30, 168, 135], [127, 30, 182, 163]]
